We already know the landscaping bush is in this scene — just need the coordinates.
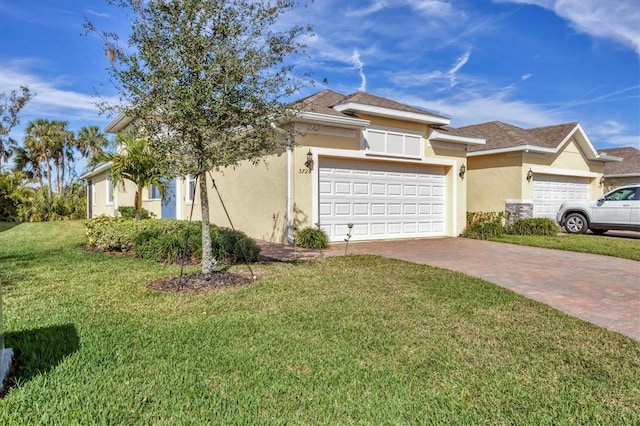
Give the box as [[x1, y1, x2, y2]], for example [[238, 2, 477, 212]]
[[462, 221, 506, 240], [295, 227, 329, 249], [507, 218, 559, 236], [117, 205, 153, 219], [467, 211, 504, 227], [84, 218, 260, 264]]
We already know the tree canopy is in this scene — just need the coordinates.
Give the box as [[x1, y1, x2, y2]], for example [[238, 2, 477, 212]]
[[88, 0, 312, 272]]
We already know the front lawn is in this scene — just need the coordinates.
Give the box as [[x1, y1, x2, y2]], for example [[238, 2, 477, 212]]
[[491, 233, 640, 261], [0, 221, 638, 424]]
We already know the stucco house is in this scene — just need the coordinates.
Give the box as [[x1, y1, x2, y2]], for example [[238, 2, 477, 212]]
[[81, 90, 485, 242], [457, 121, 621, 220], [599, 146, 640, 189]]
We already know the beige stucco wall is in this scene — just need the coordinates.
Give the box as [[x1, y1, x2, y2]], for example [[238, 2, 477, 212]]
[[178, 151, 289, 242], [467, 153, 522, 213], [87, 171, 117, 217]]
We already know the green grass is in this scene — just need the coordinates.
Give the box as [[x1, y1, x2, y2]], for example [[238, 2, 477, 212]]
[[0, 221, 638, 424], [491, 233, 640, 261]]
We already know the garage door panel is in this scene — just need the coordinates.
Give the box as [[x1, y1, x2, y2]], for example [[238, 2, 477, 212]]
[[532, 174, 589, 220], [319, 158, 446, 241]]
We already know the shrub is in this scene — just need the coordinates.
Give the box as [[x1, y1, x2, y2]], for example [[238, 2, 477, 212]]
[[462, 221, 506, 240], [507, 218, 559, 236], [84, 218, 260, 264], [467, 211, 504, 227], [295, 227, 329, 249], [118, 206, 152, 219]]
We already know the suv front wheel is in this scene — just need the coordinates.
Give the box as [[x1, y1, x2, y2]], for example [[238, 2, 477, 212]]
[[565, 212, 588, 234]]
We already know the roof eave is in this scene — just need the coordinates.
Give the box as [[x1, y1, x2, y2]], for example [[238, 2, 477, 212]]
[[467, 145, 553, 157], [79, 161, 113, 180], [295, 111, 370, 129], [429, 129, 485, 146], [104, 112, 135, 133], [333, 102, 450, 126]]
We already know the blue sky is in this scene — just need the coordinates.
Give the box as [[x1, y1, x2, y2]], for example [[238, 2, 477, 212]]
[[1, 0, 639, 167]]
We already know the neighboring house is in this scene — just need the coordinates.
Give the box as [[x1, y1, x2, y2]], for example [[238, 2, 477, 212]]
[[599, 146, 640, 190], [457, 121, 621, 221], [82, 89, 485, 242]]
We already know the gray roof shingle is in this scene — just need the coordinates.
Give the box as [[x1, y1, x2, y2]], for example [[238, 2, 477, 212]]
[[459, 121, 579, 152], [600, 146, 640, 175]]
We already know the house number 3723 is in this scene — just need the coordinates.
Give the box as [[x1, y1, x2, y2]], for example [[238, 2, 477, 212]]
[[298, 169, 312, 174]]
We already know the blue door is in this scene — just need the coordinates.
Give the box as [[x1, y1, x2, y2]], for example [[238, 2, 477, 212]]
[[161, 178, 177, 219]]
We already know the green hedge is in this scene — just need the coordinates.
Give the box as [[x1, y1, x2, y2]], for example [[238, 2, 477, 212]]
[[117, 206, 153, 219], [85, 216, 260, 263], [507, 218, 559, 236]]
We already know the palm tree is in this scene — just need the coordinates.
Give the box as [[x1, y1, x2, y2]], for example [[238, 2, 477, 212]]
[[12, 145, 44, 187], [24, 119, 54, 199], [47, 120, 74, 195], [77, 125, 109, 163], [90, 130, 168, 220]]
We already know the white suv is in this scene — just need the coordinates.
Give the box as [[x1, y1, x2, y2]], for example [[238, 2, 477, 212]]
[[556, 184, 640, 234]]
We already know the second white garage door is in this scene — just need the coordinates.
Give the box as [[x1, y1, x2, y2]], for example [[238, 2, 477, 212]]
[[319, 158, 446, 241], [532, 174, 590, 219]]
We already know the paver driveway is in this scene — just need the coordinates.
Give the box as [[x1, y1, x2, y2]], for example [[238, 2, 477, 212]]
[[323, 238, 640, 341]]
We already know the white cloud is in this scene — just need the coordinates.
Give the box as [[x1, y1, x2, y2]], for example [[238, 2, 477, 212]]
[[84, 9, 110, 18], [521, 73, 532, 80], [447, 49, 471, 88], [350, 49, 367, 92], [499, 0, 640, 54]]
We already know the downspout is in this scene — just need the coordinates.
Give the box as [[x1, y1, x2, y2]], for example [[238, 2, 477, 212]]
[[285, 132, 295, 244]]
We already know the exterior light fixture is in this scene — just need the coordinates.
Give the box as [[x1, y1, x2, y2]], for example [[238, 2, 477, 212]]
[[599, 176, 605, 187], [526, 169, 533, 182], [305, 150, 314, 171], [458, 164, 466, 179]]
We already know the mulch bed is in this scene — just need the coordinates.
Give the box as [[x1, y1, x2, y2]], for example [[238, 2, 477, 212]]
[[147, 269, 260, 294]]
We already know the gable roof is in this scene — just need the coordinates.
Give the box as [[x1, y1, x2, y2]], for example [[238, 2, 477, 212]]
[[460, 120, 615, 162], [600, 146, 640, 177], [293, 89, 450, 127]]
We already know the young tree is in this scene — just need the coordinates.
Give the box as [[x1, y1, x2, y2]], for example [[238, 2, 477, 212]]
[[0, 87, 33, 173], [88, 0, 312, 273], [90, 131, 168, 221]]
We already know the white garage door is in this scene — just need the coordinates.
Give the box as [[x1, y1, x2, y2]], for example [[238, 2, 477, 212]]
[[532, 174, 590, 219], [319, 158, 446, 241]]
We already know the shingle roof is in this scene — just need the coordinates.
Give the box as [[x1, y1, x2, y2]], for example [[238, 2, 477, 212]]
[[459, 121, 579, 152], [434, 126, 484, 139], [292, 89, 448, 121], [600, 146, 640, 175], [336, 91, 449, 120]]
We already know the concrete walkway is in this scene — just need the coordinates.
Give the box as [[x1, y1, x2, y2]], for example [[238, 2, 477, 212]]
[[258, 238, 640, 340]]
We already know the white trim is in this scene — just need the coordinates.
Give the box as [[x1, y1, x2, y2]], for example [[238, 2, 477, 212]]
[[529, 166, 597, 178], [295, 111, 370, 129], [332, 102, 450, 126], [80, 161, 112, 180], [429, 129, 485, 146], [91, 179, 96, 207], [467, 144, 556, 157], [506, 199, 533, 204], [604, 173, 640, 178], [104, 112, 135, 133]]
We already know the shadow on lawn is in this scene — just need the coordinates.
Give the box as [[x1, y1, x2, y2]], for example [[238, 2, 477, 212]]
[[4, 323, 79, 385], [0, 222, 21, 233]]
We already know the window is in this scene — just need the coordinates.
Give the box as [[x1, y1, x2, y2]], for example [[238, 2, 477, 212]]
[[604, 187, 637, 201], [186, 175, 197, 203], [149, 184, 162, 200], [106, 177, 114, 205]]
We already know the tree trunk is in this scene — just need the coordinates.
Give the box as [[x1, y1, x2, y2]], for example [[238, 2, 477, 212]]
[[199, 171, 214, 274], [135, 186, 142, 221], [45, 155, 53, 200]]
